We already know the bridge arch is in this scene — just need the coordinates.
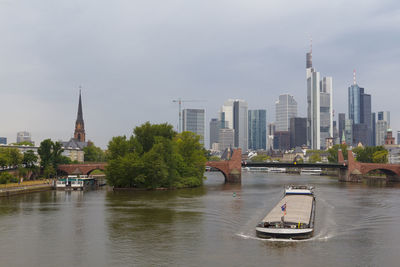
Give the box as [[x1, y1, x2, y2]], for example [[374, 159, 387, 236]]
[[205, 164, 228, 183], [363, 167, 400, 181]]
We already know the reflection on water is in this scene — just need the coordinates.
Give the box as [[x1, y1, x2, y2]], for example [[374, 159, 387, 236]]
[[0, 173, 399, 266]]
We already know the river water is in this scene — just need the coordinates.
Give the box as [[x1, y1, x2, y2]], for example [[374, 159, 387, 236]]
[[0, 172, 400, 266]]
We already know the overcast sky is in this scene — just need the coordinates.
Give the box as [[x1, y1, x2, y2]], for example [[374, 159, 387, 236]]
[[1, 0, 399, 148]]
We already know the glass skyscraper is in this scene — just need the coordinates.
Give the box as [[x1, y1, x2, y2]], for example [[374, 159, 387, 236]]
[[306, 46, 333, 150], [348, 78, 372, 146], [182, 109, 205, 145], [220, 99, 248, 151], [248, 110, 267, 150], [275, 94, 297, 132]]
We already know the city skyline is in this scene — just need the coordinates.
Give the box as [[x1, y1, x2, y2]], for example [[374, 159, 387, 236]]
[[0, 0, 399, 148]]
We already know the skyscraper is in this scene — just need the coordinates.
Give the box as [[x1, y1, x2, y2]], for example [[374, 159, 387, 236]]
[[348, 72, 372, 146], [290, 117, 307, 148], [248, 110, 267, 150], [306, 45, 333, 149], [183, 109, 205, 145], [220, 99, 248, 151], [376, 111, 390, 146], [209, 118, 220, 149], [275, 94, 297, 131], [218, 128, 235, 152], [320, 76, 333, 147], [16, 131, 32, 144], [397, 131, 400, 145], [344, 119, 353, 145], [74, 90, 85, 142], [267, 123, 275, 150]]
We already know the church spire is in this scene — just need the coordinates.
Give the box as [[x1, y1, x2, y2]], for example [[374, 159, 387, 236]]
[[74, 88, 86, 142], [77, 88, 83, 122]]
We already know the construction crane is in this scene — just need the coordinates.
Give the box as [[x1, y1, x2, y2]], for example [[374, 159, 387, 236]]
[[172, 98, 205, 133]]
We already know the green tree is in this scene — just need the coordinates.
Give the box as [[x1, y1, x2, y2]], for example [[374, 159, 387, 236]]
[[353, 146, 387, 163], [133, 122, 176, 153], [0, 150, 10, 168], [250, 154, 271, 162], [372, 150, 388, 163], [83, 141, 106, 162], [327, 144, 348, 163], [105, 123, 205, 189], [309, 153, 322, 163], [23, 150, 38, 168], [7, 148, 22, 168], [38, 139, 53, 169]]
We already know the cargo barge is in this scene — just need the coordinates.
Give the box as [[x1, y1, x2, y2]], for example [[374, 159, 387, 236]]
[[256, 185, 316, 239]]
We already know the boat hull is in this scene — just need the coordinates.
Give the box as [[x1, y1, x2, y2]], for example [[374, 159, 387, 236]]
[[256, 227, 314, 240]]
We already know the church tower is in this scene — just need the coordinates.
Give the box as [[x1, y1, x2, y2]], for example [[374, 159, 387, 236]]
[[74, 90, 86, 142]]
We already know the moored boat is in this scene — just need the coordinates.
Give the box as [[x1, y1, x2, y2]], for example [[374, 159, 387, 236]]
[[256, 185, 316, 239], [300, 168, 322, 175]]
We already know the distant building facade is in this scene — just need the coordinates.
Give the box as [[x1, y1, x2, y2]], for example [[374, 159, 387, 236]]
[[306, 46, 333, 150], [289, 117, 307, 148], [275, 94, 297, 131], [183, 109, 205, 145], [0, 137, 6, 145], [220, 99, 248, 151], [209, 118, 220, 149], [218, 128, 235, 152], [348, 77, 372, 146], [273, 131, 290, 151], [248, 109, 267, 150], [17, 131, 33, 144]]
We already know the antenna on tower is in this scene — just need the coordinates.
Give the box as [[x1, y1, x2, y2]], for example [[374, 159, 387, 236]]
[[353, 69, 356, 85], [310, 37, 312, 54]]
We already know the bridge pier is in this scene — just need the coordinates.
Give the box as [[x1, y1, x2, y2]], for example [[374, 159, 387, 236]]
[[206, 149, 242, 183]]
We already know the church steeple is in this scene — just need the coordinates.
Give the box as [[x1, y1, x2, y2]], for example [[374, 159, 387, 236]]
[[74, 89, 86, 142]]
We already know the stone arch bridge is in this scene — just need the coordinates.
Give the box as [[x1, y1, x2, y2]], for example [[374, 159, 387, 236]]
[[57, 163, 106, 176], [338, 149, 400, 181]]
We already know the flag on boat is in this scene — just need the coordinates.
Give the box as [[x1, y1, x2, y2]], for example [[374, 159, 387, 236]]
[[281, 203, 287, 215]]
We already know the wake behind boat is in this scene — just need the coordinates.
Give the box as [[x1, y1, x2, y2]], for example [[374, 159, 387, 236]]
[[256, 185, 316, 240]]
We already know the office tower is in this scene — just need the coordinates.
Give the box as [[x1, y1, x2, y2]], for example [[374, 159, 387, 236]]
[[289, 117, 307, 148], [397, 131, 400, 145], [16, 131, 32, 144], [353, 124, 368, 146], [376, 111, 390, 146], [275, 94, 297, 131], [220, 99, 248, 151], [0, 137, 6, 145], [348, 72, 372, 146], [378, 111, 390, 126], [344, 119, 353, 145], [371, 112, 376, 146], [376, 120, 388, 146], [248, 110, 267, 150], [273, 131, 290, 151], [182, 109, 205, 145], [306, 45, 333, 150], [267, 123, 276, 150], [338, 113, 345, 144], [320, 76, 333, 148], [218, 128, 235, 152], [209, 118, 220, 149]]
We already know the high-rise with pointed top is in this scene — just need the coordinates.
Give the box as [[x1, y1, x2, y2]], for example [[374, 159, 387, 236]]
[[74, 90, 86, 142]]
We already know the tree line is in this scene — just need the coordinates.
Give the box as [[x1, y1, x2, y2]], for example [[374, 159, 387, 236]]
[[106, 122, 207, 189]]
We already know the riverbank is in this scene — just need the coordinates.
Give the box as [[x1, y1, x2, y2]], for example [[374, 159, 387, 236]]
[[0, 180, 53, 197]]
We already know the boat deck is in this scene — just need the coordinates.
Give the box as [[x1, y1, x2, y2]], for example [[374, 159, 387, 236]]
[[262, 194, 313, 225]]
